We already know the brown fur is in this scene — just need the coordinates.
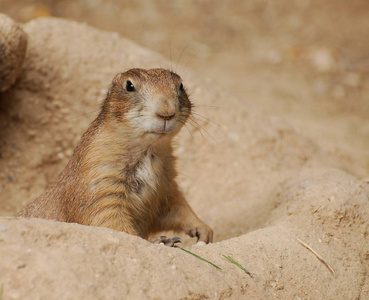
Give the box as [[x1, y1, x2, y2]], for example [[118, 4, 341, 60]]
[[17, 68, 213, 243]]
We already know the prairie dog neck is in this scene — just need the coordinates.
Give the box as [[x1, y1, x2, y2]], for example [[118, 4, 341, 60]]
[[83, 123, 172, 180]]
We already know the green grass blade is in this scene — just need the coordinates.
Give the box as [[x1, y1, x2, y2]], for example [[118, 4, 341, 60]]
[[179, 247, 222, 270], [223, 255, 252, 277]]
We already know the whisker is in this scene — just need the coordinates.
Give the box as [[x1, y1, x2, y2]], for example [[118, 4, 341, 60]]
[[180, 53, 197, 74], [182, 122, 194, 140], [176, 46, 188, 73], [190, 111, 220, 129], [187, 119, 205, 139], [169, 40, 173, 72], [188, 115, 204, 130], [177, 117, 195, 140], [186, 115, 218, 144], [192, 103, 225, 110]]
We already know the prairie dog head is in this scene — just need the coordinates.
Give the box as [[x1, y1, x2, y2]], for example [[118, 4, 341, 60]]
[[103, 68, 192, 140]]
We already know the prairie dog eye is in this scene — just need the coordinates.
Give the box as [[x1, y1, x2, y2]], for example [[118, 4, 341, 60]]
[[180, 83, 185, 92], [126, 80, 135, 92]]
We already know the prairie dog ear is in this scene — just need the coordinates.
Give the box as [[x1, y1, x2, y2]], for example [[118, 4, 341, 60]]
[[112, 73, 124, 84]]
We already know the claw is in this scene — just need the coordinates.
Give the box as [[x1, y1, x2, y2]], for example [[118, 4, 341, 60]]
[[152, 236, 182, 247], [169, 237, 182, 246]]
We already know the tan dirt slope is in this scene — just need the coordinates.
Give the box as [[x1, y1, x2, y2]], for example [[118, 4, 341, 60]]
[[0, 17, 368, 299]]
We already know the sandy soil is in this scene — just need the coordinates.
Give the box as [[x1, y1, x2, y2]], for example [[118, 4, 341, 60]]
[[0, 1, 368, 299]]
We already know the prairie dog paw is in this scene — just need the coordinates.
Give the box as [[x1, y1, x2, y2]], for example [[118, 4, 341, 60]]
[[185, 224, 213, 244], [152, 236, 181, 247]]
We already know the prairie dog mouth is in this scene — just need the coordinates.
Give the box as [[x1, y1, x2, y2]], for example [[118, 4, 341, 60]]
[[146, 126, 174, 135], [146, 117, 177, 135]]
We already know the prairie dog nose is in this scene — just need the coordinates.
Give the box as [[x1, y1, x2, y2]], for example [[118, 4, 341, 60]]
[[154, 97, 176, 120], [156, 112, 176, 120]]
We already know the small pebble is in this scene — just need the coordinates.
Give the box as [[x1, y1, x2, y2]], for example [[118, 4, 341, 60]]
[[195, 241, 206, 246]]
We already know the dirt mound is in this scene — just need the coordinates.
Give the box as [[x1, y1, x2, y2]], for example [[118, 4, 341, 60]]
[[0, 17, 368, 299], [0, 13, 27, 92]]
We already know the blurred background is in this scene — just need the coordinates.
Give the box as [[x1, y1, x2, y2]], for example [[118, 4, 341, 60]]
[[1, 0, 369, 164]]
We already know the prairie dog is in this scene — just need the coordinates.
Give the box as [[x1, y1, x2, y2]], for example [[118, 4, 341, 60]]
[[17, 68, 213, 244]]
